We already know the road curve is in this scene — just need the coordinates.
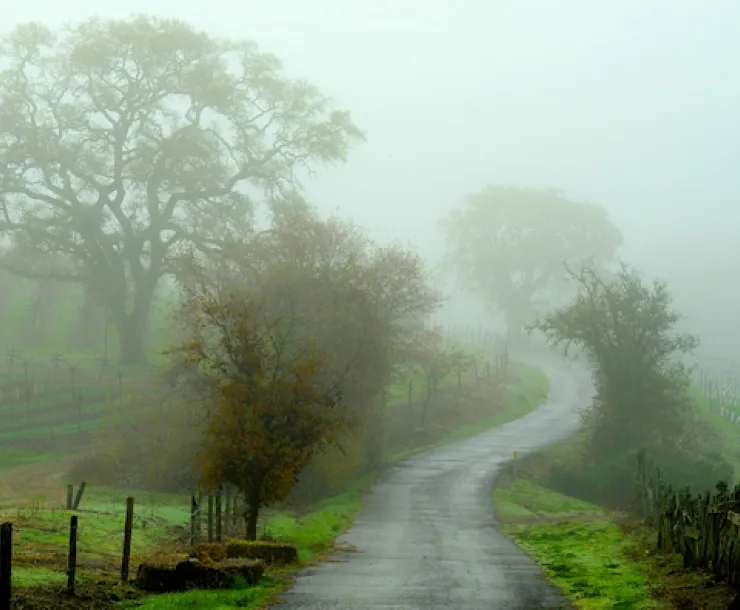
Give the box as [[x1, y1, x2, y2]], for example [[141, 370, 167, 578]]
[[274, 359, 592, 610]]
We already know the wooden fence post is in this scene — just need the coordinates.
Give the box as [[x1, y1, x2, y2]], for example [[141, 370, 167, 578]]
[[207, 496, 214, 543], [67, 515, 78, 595], [215, 492, 222, 543], [66, 485, 74, 510], [121, 497, 134, 582], [72, 482, 86, 510], [190, 495, 198, 556], [224, 488, 231, 536], [0, 522, 12, 610], [231, 494, 239, 528]]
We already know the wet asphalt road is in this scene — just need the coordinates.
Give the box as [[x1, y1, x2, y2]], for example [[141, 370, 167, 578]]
[[274, 359, 592, 610]]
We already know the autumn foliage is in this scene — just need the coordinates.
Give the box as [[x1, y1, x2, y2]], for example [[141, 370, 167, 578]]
[[171, 287, 353, 540]]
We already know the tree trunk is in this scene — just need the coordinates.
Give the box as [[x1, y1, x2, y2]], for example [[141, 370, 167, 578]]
[[110, 276, 157, 366], [115, 314, 149, 366], [244, 492, 260, 541]]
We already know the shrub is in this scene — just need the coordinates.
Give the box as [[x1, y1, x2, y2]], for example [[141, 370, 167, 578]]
[[542, 445, 733, 509]]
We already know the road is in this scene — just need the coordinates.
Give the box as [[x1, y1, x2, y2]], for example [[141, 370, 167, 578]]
[[274, 359, 592, 609]]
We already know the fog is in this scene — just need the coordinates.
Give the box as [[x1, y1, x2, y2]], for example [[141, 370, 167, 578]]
[[5, 0, 740, 357]]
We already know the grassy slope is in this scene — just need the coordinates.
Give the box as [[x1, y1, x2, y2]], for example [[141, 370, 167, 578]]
[[0, 280, 503, 448], [495, 479, 657, 609], [692, 388, 740, 477]]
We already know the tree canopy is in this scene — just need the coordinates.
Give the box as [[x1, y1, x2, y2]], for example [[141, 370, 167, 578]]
[[441, 185, 622, 346], [0, 16, 363, 364]]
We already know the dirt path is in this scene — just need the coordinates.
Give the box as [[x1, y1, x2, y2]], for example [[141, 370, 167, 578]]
[[274, 359, 593, 610], [0, 457, 77, 507]]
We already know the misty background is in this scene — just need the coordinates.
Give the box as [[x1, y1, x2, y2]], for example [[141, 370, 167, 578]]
[[6, 0, 739, 359]]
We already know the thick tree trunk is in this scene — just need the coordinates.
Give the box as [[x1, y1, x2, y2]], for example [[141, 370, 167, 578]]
[[111, 275, 158, 366], [115, 313, 149, 366], [244, 489, 261, 541]]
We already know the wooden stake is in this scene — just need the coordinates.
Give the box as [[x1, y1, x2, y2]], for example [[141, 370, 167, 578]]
[[72, 482, 86, 510], [215, 492, 222, 542], [67, 516, 77, 594], [0, 523, 12, 610], [207, 495, 214, 542], [121, 497, 134, 582]]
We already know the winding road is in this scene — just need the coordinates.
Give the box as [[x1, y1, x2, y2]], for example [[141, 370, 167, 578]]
[[274, 358, 592, 609]]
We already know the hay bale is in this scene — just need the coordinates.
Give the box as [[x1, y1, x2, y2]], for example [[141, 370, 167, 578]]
[[135, 557, 250, 592], [135, 562, 189, 593], [196, 542, 227, 564], [219, 558, 265, 585], [226, 540, 299, 565]]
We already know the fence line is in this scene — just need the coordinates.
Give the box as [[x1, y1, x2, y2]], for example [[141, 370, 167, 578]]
[[0, 493, 141, 607], [636, 450, 740, 589]]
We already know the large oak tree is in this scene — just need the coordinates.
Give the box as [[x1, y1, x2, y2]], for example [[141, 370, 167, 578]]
[[0, 16, 363, 363], [441, 186, 622, 347]]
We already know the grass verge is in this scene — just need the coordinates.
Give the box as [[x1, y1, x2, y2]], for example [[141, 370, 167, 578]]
[[495, 444, 739, 610], [494, 479, 658, 609]]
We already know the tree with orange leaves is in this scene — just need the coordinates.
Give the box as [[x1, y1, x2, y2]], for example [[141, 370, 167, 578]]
[[171, 286, 353, 540]]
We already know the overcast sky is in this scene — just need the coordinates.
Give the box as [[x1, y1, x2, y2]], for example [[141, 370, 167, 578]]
[[6, 1, 740, 257], [5, 1, 740, 350]]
